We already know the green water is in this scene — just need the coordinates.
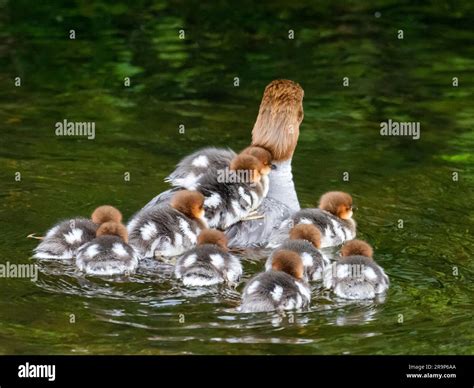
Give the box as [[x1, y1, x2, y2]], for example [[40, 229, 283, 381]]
[[0, 1, 473, 354]]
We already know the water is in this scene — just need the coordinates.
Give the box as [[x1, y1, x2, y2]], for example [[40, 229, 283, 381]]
[[0, 1, 473, 354]]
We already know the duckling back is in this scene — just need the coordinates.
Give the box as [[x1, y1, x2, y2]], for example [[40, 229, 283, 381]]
[[175, 244, 242, 287], [240, 271, 311, 313], [76, 235, 140, 276], [127, 205, 203, 258], [292, 208, 356, 247], [265, 239, 329, 282], [165, 147, 236, 189], [33, 218, 97, 259], [327, 255, 389, 299]]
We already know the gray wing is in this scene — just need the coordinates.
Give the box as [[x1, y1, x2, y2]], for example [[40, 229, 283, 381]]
[[141, 188, 178, 212], [165, 147, 236, 188], [141, 147, 236, 210], [225, 197, 293, 249]]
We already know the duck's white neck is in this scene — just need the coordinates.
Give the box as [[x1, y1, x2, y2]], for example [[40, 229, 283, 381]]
[[268, 159, 300, 211]]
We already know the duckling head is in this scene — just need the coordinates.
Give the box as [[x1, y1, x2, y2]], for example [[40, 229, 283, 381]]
[[318, 191, 354, 220], [340, 240, 373, 258], [271, 250, 304, 280], [96, 221, 128, 243], [170, 190, 206, 222], [91, 205, 123, 224], [241, 145, 272, 175], [197, 229, 228, 251], [230, 154, 264, 184], [251, 79, 304, 162], [289, 224, 321, 249]]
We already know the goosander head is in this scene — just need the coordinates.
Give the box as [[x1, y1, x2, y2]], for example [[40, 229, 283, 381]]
[[197, 229, 228, 251], [289, 224, 321, 249], [340, 240, 373, 258], [319, 191, 354, 220], [96, 221, 128, 243], [91, 205, 123, 224], [171, 190, 206, 221], [271, 249, 304, 280], [230, 154, 264, 184], [251, 79, 304, 162], [241, 146, 272, 175]]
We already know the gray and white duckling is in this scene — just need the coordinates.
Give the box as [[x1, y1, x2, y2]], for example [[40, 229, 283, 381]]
[[76, 219, 140, 276], [198, 152, 271, 229], [271, 191, 356, 248], [175, 229, 242, 287], [32, 205, 122, 259], [240, 145, 272, 199], [240, 250, 311, 313], [127, 190, 207, 258], [326, 240, 389, 299], [265, 224, 329, 282]]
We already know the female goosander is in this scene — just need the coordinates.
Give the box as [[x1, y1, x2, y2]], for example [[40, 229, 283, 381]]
[[326, 240, 389, 299], [240, 250, 311, 313], [270, 191, 356, 248], [76, 218, 140, 276], [265, 224, 329, 281], [141, 79, 305, 248], [33, 205, 122, 259], [175, 229, 242, 287], [127, 190, 207, 258]]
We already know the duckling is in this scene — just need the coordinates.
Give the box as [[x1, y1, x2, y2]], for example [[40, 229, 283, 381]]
[[165, 147, 236, 190], [76, 220, 140, 276], [33, 205, 122, 259], [175, 229, 242, 287], [265, 224, 329, 281], [198, 152, 271, 229], [127, 190, 207, 258], [240, 250, 311, 313], [279, 191, 356, 248], [326, 240, 389, 299], [240, 145, 272, 198]]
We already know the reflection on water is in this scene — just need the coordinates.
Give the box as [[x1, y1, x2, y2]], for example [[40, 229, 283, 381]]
[[0, 1, 473, 354]]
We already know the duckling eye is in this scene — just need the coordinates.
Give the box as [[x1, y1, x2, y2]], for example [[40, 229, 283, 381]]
[[271, 164, 277, 170]]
